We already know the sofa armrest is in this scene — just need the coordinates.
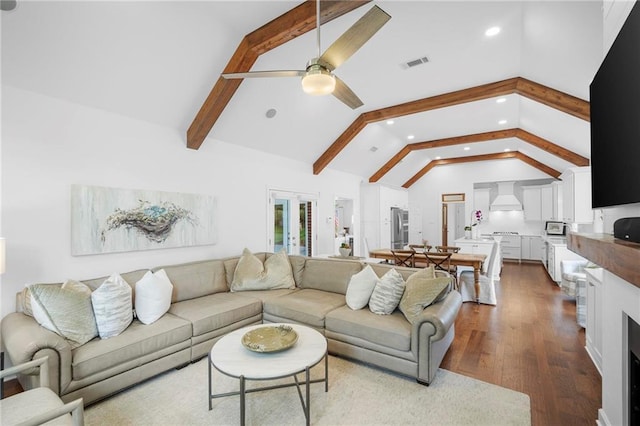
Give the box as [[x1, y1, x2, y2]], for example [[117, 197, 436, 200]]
[[411, 290, 462, 342], [1, 312, 72, 395]]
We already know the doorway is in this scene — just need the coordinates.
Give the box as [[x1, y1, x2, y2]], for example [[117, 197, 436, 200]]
[[268, 190, 317, 256], [441, 193, 466, 246]]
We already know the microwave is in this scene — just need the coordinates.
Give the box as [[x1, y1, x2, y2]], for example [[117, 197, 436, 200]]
[[545, 221, 566, 235]]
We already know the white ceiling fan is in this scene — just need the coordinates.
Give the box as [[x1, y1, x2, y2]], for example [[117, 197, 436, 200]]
[[222, 1, 391, 109]]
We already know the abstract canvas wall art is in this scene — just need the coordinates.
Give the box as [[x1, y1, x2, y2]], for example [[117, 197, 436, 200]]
[[71, 185, 216, 255]]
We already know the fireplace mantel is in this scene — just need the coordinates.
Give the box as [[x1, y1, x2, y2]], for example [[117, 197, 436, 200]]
[[568, 233, 640, 288]]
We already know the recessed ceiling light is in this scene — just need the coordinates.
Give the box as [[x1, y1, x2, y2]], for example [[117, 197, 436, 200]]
[[265, 108, 277, 118], [435, 156, 442, 160], [496, 97, 507, 104], [498, 119, 507, 125], [370, 146, 378, 152], [504, 148, 511, 152], [407, 135, 415, 140], [485, 26, 501, 37], [463, 147, 470, 151], [386, 120, 394, 125]]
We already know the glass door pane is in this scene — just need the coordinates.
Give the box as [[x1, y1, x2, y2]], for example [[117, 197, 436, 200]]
[[274, 199, 290, 253]]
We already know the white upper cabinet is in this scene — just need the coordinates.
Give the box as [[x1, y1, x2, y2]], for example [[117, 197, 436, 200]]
[[561, 167, 593, 224], [522, 186, 542, 221]]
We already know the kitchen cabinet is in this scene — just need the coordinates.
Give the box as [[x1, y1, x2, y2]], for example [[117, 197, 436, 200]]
[[521, 236, 543, 261], [585, 267, 603, 374], [561, 167, 593, 224], [541, 185, 553, 220], [361, 183, 409, 251], [522, 186, 542, 221]]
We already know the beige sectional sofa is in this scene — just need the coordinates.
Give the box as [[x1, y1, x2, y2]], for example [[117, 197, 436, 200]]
[[1, 252, 462, 406]]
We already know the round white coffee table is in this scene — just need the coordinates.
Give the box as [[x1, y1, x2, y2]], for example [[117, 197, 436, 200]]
[[208, 323, 328, 426]]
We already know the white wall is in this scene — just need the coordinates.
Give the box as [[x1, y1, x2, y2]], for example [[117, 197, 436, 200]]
[[0, 85, 362, 318], [408, 159, 548, 246]]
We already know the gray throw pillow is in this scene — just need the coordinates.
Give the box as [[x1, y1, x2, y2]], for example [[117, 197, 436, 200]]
[[369, 268, 405, 315], [30, 280, 98, 347]]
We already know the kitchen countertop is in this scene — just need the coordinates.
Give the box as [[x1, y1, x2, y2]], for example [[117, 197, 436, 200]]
[[454, 237, 495, 244]]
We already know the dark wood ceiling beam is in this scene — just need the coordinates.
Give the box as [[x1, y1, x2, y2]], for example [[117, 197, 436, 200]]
[[370, 127, 586, 183], [402, 151, 561, 188], [314, 78, 519, 174], [314, 77, 590, 174], [513, 151, 561, 178], [515, 78, 590, 122], [515, 129, 589, 166], [187, 1, 371, 150]]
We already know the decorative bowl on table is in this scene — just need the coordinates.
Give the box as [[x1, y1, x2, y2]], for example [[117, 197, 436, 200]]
[[241, 325, 298, 353], [339, 247, 351, 257]]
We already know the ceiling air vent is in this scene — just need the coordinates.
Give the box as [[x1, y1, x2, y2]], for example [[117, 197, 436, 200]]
[[403, 56, 429, 69]]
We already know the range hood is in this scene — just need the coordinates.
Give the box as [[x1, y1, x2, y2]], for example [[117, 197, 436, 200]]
[[490, 181, 523, 211]]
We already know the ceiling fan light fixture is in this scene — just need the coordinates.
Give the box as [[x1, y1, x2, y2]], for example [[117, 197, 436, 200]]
[[301, 66, 336, 96]]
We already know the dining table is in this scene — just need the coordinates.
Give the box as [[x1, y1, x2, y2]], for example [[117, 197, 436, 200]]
[[368, 249, 487, 301]]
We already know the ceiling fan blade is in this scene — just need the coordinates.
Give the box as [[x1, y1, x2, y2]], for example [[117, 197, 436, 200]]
[[222, 70, 306, 79], [332, 76, 363, 109], [319, 5, 391, 71]]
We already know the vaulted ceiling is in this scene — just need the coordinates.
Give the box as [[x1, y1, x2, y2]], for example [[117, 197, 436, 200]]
[[1, 1, 603, 188]]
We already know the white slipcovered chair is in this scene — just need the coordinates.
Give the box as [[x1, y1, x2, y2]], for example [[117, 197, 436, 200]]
[[0, 356, 85, 426], [561, 259, 588, 328], [459, 240, 499, 305]]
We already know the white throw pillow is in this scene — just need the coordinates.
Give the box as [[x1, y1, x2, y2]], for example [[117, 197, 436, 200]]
[[30, 280, 98, 347], [230, 248, 295, 291], [369, 268, 406, 315], [135, 269, 173, 325], [91, 273, 133, 339], [345, 265, 379, 310]]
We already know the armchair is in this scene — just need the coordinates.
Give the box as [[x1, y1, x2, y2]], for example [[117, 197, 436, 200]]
[[0, 356, 84, 426], [560, 259, 588, 328]]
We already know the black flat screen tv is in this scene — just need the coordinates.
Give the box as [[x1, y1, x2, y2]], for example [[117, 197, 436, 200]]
[[590, 0, 640, 209]]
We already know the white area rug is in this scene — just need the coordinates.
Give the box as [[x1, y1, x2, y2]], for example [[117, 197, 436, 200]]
[[85, 356, 530, 425]]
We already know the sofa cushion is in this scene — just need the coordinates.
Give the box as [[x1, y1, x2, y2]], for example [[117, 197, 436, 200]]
[[299, 259, 362, 294], [153, 259, 228, 303], [91, 273, 133, 339], [285, 254, 307, 286], [325, 306, 411, 352], [135, 269, 174, 325], [230, 248, 295, 291], [29, 280, 98, 347], [71, 313, 192, 380], [263, 289, 346, 328], [345, 265, 379, 310], [168, 292, 263, 337], [369, 269, 406, 315]]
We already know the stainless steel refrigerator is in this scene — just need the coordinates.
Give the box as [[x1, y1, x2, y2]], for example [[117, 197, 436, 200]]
[[391, 207, 409, 249]]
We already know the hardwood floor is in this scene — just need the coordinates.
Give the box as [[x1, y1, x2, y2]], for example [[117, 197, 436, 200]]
[[2, 261, 601, 425], [441, 261, 601, 425]]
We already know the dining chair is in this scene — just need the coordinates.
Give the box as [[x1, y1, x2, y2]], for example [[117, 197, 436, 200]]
[[459, 241, 499, 305], [390, 249, 416, 268], [424, 251, 457, 289], [435, 246, 460, 279], [435, 245, 460, 253]]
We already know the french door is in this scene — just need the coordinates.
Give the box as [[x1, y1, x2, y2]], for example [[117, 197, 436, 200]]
[[268, 190, 317, 256]]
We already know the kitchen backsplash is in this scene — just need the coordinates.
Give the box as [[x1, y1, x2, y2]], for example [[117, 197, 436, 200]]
[[474, 210, 546, 235]]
